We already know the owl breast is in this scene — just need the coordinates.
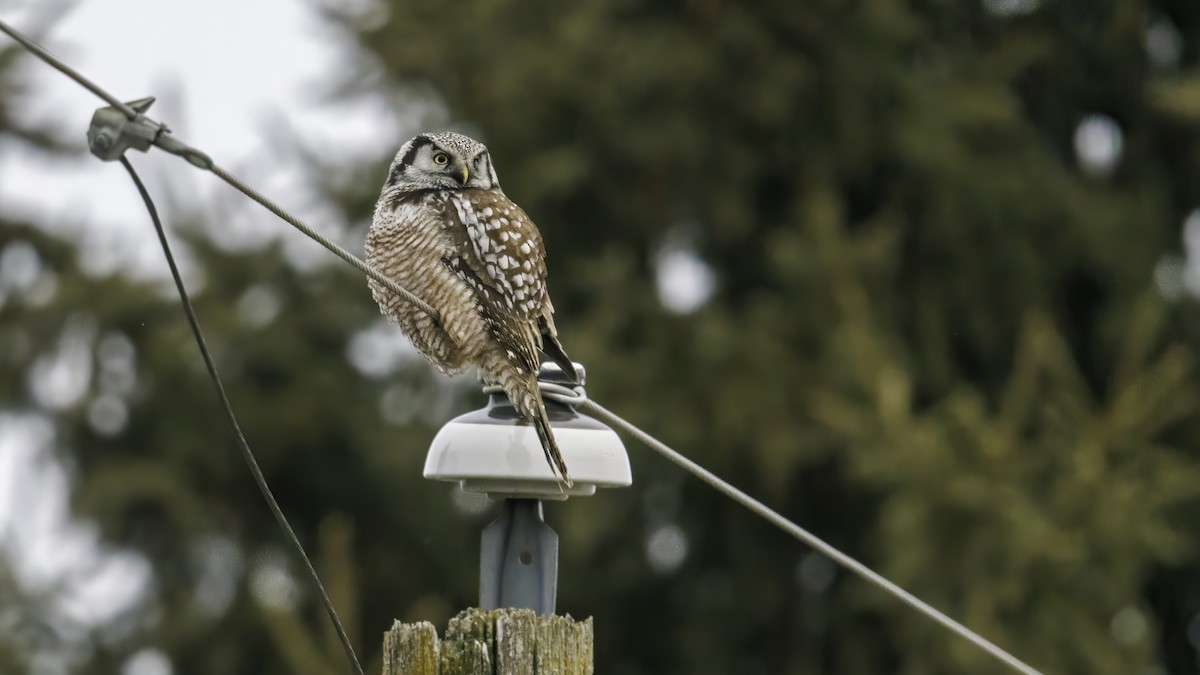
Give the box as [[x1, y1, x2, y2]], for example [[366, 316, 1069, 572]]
[[366, 194, 484, 374]]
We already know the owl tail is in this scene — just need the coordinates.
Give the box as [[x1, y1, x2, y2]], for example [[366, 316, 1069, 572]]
[[512, 379, 573, 489], [533, 409, 573, 490]]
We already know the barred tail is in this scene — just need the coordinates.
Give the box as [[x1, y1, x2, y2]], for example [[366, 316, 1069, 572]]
[[532, 406, 572, 489], [513, 378, 573, 488]]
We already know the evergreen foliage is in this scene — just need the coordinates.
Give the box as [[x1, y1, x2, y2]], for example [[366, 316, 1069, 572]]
[[3, 2, 1200, 673]]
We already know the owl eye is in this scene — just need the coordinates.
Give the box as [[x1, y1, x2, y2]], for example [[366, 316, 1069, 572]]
[[432, 152, 450, 166]]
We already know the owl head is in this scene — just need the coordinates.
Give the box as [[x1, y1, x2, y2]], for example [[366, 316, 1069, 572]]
[[384, 131, 500, 193]]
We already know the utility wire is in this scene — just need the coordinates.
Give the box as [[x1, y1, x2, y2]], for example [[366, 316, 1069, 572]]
[[119, 157, 365, 675], [204, 164, 434, 318], [533, 384, 1046, 675], [580, 399, 1044, 675], [0, 20, 135, 117], [0, 18, 440, 324], [2, 17, 1045, 675], [0, 20, 366, 674]]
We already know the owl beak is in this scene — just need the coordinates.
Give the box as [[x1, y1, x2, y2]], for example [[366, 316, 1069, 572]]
[[457, 166, 470, 186]]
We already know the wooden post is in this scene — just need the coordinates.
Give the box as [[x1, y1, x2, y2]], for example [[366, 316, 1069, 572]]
[[383, 608, 593, 675]]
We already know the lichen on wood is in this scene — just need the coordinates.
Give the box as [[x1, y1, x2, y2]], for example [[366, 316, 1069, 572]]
[[383, 621, 439, 675], [384, 608, 593, 675]]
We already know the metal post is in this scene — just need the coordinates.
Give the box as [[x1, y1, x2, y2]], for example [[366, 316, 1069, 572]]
[[480, 499, 559, 616]]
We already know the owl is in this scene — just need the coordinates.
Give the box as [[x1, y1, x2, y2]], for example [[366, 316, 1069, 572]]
[[366, 131, 577, 486]]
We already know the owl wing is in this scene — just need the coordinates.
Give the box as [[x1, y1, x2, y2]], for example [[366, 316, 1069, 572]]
[[436, 253, 539, 372], [443, 189, 549, 319], [438, 189, 563, 373], [537, 309, 575, 380]]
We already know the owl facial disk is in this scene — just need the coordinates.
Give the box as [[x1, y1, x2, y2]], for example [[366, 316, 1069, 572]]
[[385, 132, 499, 193]]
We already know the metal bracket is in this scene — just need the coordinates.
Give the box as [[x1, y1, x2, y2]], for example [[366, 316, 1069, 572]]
[[87, 96, 159, 160], [86, 96, 213, 169], [480, 499, 558, 616]]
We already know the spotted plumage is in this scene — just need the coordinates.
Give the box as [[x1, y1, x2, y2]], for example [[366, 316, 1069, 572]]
[[366, 131, 576, 486]]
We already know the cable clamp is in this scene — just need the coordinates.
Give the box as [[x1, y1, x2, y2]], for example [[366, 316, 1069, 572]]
[[87, 96, 213, 169], [480, 380, 587, 407]]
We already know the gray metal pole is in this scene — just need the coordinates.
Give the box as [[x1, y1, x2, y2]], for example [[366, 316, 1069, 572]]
[[480, 499, 559, 616]]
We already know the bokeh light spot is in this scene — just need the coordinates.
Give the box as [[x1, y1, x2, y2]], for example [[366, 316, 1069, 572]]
[[122, 649, 172, 675], [645, 524, 689, 574], [1074, 114, 1123, 177]]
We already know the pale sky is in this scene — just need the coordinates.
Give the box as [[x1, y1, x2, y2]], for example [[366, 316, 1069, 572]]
[[0, 0, 409, 279], [0, 1, 408, 670]]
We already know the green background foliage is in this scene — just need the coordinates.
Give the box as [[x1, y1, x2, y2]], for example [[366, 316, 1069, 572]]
[[4, 1, 1200, 673]]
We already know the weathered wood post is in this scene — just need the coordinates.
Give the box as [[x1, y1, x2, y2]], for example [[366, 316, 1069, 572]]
[[385, 363, 630, 674], [383, 608, 594, 675]]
